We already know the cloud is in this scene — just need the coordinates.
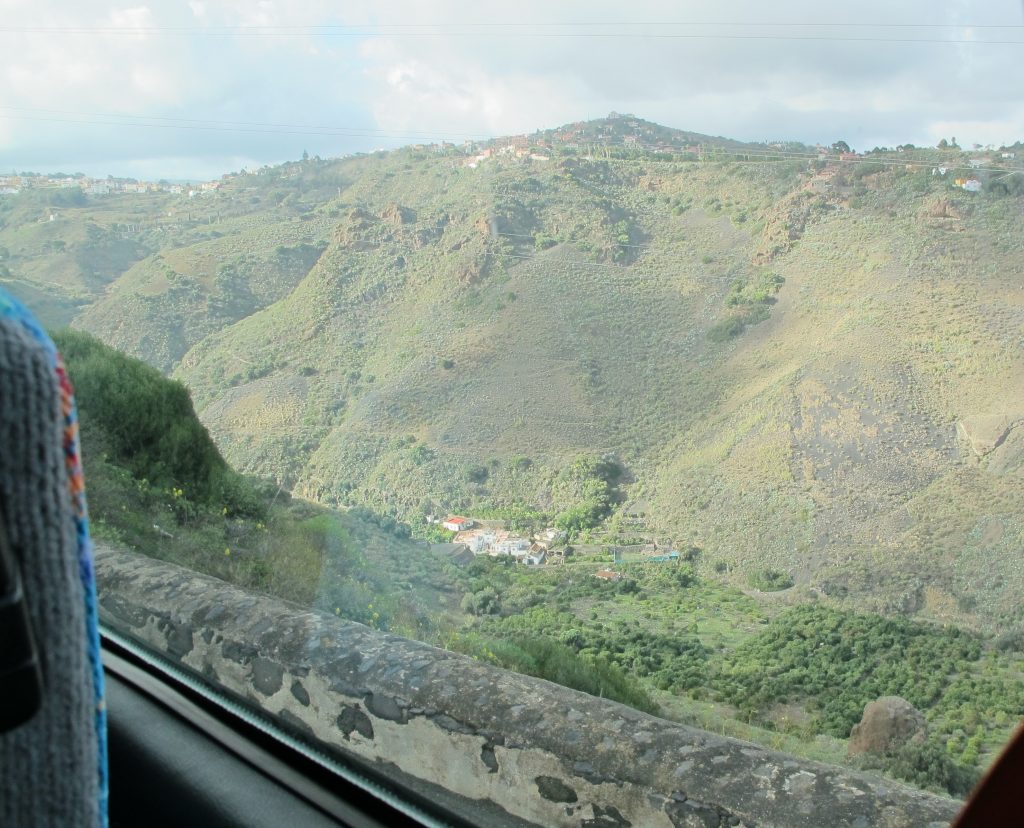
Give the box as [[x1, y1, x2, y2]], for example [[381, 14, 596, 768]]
[[342, 0, 1024, 156], [0, 0, 1022, 177]]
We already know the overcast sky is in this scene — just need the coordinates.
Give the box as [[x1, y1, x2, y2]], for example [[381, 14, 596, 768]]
[[1, 0, 1023, 180]]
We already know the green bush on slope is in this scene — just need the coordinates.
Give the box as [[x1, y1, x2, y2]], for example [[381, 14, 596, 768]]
[[53, 328, 263, 517]]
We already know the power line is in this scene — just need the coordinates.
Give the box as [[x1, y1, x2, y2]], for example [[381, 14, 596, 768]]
[[585, 144, 1023, 174], [0, 105, 495, 141], [3, 20, 1024, 32], [479, 143, 1022, 176], [0, 111, 485, 143], [0, 24, 1022, 45], [2, 109, 1017, 179]]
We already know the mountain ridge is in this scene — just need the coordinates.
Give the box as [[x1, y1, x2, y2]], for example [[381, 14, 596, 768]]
[[3, 114, 1023, 631]]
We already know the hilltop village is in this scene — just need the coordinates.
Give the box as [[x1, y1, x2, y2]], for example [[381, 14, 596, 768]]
[[0, 172, 222, 197], [4, 112, 1019, 200]]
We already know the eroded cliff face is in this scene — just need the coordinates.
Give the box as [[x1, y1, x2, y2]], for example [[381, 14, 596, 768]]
[[96, 547, 960, 828]]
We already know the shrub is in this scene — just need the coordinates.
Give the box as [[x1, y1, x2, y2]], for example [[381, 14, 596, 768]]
[[853, 739, 979, 798], [457, 634, 658, 715], [54, 330, 262, 517], [510, 455, 533, 472], [708, 316, 747, 342], [710, 605, 985, 740], [410, 445, 435, 465], [461, 588, 501, 615], [466, 464, 489, 484], [748, 569, 794, 591]]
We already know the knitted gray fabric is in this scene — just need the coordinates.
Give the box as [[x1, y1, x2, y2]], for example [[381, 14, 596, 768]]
[[0, 318, 98, 826]]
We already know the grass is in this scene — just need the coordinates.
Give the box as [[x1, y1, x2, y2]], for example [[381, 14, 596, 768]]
[[49, 245, 1024, 794], [6, 123, 1024, 734]]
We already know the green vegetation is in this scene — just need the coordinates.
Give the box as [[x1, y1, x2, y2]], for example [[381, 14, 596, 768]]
[[711, 606, 989, 736], [58, 330, 453, 627], [55, 329, 262, 517], [747, 569, 794, 591], [450, 560, 1021, 796], [853, 740, 978, 799], [51, 328, 1024, 800], [7, 117, 1024, 798], [451, 633, 658, 715], [552, 455, 624, 535], [10, 126, 1020, 637], [708, 270, 784, 341]]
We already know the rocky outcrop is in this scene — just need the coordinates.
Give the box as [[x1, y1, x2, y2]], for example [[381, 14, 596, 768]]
[[849, 697, 927, 757], [957, 414, 1022, 457], [380, 203, 415, 226], [753, 190, 832, 265], [922, 198, 962, 220]]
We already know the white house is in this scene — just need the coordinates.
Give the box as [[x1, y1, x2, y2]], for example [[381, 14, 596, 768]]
[[539, 527, 566, 543], [962, 179, 983, 193], [523, 547, 547, 566], [492, 536, 530, 556], [442, 516, 474, 532], [454, 529, 492, 554]]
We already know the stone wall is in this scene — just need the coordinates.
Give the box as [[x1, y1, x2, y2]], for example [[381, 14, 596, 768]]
[[95, 548, 961, 828]]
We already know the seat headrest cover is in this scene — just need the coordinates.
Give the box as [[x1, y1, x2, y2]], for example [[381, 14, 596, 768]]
[[0, 288, 108, 828]]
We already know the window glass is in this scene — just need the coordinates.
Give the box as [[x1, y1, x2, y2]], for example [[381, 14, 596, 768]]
[[2, 1, 1023, 817]]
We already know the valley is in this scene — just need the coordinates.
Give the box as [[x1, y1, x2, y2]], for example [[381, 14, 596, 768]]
[[5, 115, 1024, 795]]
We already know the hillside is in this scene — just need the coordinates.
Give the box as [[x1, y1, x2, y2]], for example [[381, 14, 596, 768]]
[[38, 327, 1023, 791], [53, 328, 461, 632], [5, 116, 1024, 634]]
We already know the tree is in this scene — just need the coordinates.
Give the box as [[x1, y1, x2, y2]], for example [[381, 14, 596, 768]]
[[831, 140, 851, 154], [461, 587, 500, 615]]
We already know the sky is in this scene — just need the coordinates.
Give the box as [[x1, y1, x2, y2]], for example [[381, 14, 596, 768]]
[[1, 0, 1023, 180]]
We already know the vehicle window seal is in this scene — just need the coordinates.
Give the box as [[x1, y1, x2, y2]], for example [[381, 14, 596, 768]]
[[100, 626, 470, 828]]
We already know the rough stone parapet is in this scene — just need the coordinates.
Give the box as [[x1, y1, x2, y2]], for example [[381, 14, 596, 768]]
[[95, 547, 961, 828]]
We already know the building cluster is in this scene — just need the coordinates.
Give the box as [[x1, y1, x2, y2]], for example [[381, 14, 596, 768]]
[[441, 516, 565, 566], [0, 174, 222, 197], [954, 178, 983, 193], [461, 137, 550, 168]]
